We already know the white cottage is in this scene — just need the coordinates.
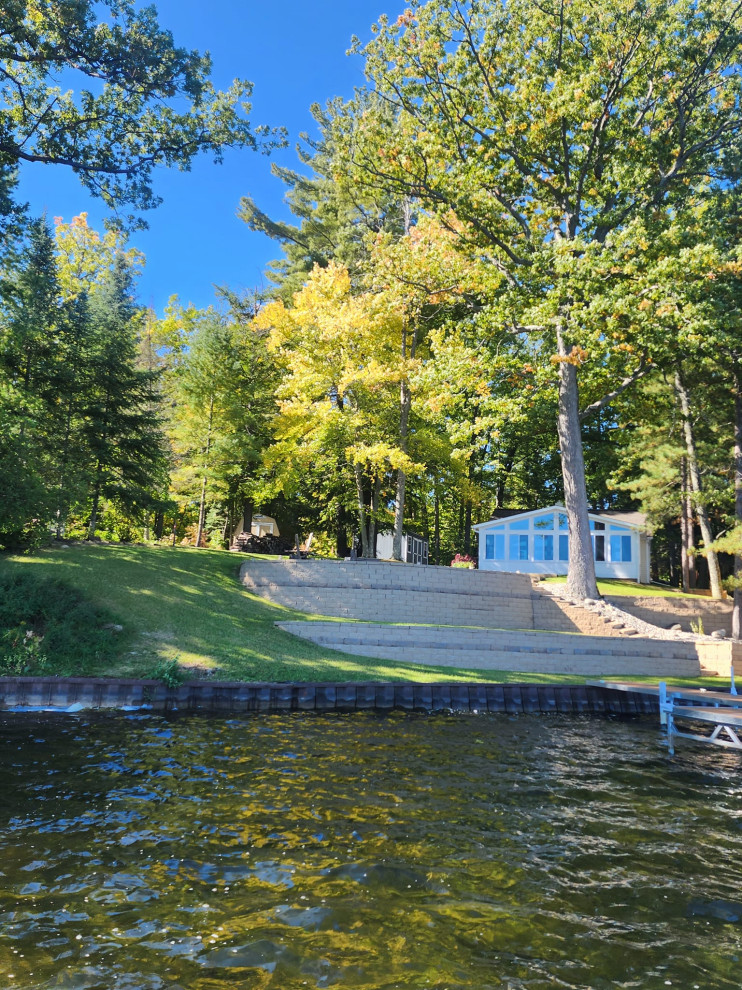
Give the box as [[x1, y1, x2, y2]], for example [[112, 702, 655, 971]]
[[473, 505, 651, 583]]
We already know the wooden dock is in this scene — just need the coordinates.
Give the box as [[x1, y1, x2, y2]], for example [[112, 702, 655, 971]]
[[590, 679, 742, 755]]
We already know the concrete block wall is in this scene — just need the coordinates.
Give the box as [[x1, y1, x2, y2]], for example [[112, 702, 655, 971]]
[[241, 559, 536, 594], [607, 595, 733, 636], [278, 621, 702, 678], [241, 559, 538, 629], [241, 558, 704, 676], [695, 640, 742, 677], [242, 559, 649, 638], [531, 594, 641, 638]]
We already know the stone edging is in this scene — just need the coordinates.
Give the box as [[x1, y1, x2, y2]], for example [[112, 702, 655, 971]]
[[0, 677, 659, 715]]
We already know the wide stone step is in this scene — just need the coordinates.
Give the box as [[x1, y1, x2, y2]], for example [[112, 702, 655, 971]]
[[304, 643, 697, 676], [247, 589, 534, 629], [277, 621, 701, 677], [241, 559, 534, 594], [280, 622, 697, 657]]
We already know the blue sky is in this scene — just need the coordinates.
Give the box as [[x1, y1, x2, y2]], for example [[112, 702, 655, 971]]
[[17, 1, 396, 312]]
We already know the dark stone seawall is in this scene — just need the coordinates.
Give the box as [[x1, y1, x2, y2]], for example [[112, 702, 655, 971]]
[[0, 677, 658, 715]]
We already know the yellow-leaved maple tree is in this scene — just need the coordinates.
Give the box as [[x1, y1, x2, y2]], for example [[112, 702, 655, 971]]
[[255, 261, 424, 557]]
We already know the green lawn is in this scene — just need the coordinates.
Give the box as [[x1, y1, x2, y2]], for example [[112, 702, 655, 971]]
[[541, 576, 712, 599], [0, 543, 729, 688]]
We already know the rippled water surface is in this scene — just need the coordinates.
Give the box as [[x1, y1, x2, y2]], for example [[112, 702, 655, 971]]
[[2, 711, 742, 989]]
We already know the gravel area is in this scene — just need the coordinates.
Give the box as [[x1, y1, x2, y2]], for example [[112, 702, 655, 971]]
[[541, 584, 719, 644]]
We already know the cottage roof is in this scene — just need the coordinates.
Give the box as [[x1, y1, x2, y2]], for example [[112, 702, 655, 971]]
[[473, 504, 648, 531]]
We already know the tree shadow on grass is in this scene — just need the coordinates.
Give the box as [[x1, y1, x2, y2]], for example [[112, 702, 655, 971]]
[[0, 545, 650, 684]]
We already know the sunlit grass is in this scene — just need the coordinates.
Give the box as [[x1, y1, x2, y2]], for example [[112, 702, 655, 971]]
[[0, 544, 729, 687], [541, 576, 713, 599]]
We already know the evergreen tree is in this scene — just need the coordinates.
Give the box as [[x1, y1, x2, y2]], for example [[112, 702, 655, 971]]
[[0, 217, 63, 543], [239, 103, 403, 302], [81, 254, 167, 539]]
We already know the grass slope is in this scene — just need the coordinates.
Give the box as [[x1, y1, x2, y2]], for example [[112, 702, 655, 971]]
[[0, 544, 727, 687], [541, 577, 714, 599]]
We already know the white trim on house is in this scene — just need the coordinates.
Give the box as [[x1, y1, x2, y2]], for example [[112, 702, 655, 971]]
[[473, 504, 651, 582]]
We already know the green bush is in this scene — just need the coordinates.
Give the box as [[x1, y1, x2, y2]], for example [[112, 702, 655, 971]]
[[152, 656, 188, 689], [0, 571, 128, 675]]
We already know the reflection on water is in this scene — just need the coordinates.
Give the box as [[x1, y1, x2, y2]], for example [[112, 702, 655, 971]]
[[1, 711, 741, 989]]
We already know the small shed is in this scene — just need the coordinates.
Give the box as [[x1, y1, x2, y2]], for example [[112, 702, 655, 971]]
[[473, 505, 651, 582], [251, 514, 280, 538], [376, 531, 429, 565]]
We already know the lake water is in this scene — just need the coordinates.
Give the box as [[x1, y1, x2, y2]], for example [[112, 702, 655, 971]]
[[1, 710, 742, 989]]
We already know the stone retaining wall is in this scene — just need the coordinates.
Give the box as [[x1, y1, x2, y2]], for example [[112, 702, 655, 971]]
[[0, 676, 659, 715], [607, 595, 732, 635]]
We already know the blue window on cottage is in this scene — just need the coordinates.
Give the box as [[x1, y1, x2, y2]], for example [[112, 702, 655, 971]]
[[509, 534, 529, 560], [558, 513, 568, 531], [509, 518, 529, 530], [610, 535, 632, 562], [534, 514, 554, 530], [485, 533, 506, 560], [534, 534, 554, 560], [559, 535, 569, 560]]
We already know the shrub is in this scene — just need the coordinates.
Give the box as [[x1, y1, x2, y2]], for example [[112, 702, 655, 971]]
[[152, 656, 188, 689], [450, 553, 476, 569], [0, 570, 127, 675]]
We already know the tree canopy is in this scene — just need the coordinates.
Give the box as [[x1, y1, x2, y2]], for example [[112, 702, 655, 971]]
[[327, 0, 742, 596], [0, 0, 275, 226]]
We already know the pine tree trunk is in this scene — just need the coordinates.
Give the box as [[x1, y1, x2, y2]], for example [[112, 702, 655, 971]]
[[195, 475, 208, 548], [336, 505, 351, 559], [556, 325, 599, 599], [434, 487, 440, 566], [55, 398, 75, 539], [354, 464, 370, 559], [733, 374, 742, 641], [392, 463, 407, 561], [392, 205, 414, 562], [680, 457, 696, 593], [195, 396, 214, 550], [393, 316, 416, 560], [87, 464, 103, 540], [674, 372, 723, 600], [464, 500, 473, 556]]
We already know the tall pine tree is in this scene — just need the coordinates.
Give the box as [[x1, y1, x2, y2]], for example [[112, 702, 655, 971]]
[[81, 254, 167, 539]]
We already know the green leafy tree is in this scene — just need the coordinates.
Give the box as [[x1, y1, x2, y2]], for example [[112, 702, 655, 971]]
[[336, 0, 742, 597], [256, 262, 426, 558], [0, 0, 274, 226], [167, 307, 278, 548], [53, 213, 144, 301]]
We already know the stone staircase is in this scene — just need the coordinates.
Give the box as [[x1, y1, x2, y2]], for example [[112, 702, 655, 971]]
[[240, 558, 704, 676], [277, 621, 702, 678]]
